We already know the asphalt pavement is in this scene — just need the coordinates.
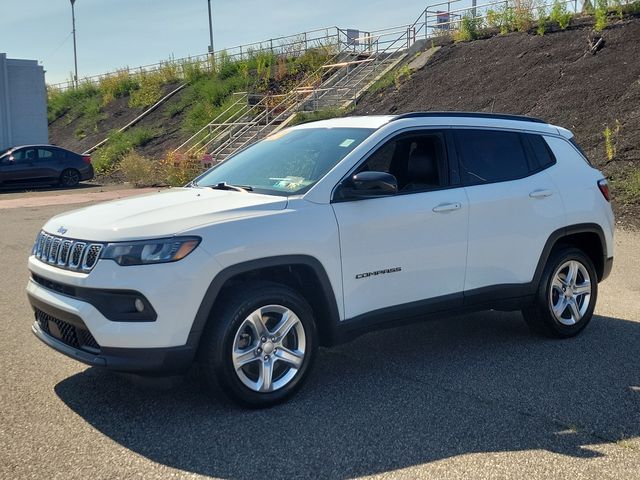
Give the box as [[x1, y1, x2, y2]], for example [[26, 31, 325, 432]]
[[0, 192, 638, 479]]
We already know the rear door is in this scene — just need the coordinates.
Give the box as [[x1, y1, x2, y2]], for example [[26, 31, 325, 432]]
[[37, 147, 63, 181], [332, 130, 469, 320], [454, 128, 566, 294]]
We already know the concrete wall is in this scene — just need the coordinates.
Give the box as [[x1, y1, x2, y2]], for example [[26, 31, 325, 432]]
[[0, 53, 48, 151]]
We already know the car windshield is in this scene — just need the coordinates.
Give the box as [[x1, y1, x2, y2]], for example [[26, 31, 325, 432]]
[[194, 127, 375, 195]]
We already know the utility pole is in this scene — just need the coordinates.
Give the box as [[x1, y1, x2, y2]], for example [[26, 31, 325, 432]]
[[70, 0, 78, 88], [207, 0, 215, 63]]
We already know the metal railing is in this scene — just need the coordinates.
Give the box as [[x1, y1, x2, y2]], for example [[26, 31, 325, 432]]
[[49, 27, 341, 92]]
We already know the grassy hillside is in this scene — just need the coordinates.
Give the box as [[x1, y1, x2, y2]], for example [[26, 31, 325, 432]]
[[48, 48, 334, 173]]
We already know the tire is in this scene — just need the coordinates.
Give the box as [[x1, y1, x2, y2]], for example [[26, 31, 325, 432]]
[[523, 247, 598, 338], [59, 169, 81, 188], [199, 281, 318, 408]]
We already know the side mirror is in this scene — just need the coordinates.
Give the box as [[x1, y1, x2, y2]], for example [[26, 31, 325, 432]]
[[337, 171, 398, 200]]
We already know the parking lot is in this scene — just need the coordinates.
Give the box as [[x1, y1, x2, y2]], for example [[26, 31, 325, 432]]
[[1, 189, 639, 479]]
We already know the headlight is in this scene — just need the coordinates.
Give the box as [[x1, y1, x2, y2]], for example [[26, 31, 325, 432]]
[[101, 236, 200, 266]]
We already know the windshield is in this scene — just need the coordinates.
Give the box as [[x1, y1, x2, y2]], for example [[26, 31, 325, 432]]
[[194, 127, 375, 195]]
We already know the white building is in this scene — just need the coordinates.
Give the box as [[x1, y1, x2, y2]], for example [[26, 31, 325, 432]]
[[0, 53, 48, 151]]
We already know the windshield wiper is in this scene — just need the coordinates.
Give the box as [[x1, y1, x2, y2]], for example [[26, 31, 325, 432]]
[[208, 182, 253, 192]]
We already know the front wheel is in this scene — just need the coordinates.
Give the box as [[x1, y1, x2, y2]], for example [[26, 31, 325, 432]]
[[523, 247, 598, 338], [199, 282, 317, 408]]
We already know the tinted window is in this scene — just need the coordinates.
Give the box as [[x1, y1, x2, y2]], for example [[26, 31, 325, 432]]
[[456, 130, 530, 185], [526, 134, 556, 169], [12, 148, 37, 162], [357, 132, 448, 192], [38, 148, 54, 159]]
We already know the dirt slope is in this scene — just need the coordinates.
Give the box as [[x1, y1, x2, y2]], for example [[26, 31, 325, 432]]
[[354, 17, 640, 225]]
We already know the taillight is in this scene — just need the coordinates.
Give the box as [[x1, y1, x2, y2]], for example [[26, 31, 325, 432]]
[[82, 155, 91, 164], [597, 179, 610, 202]]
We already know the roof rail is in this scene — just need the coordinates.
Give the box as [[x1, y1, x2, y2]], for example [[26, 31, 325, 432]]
[[391, 111, 547, 124]]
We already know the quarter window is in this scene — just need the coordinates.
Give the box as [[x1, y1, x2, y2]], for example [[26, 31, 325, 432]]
[[456, 130, 530, 185], [526, 134, 556, 169]]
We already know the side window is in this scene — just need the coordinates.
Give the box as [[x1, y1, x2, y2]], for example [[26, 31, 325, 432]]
[[456, 129, 531, 185], [38, 148, 55, 160], [525, 134, 556, 169], [12, 148, 36, 162], [357, 132, 448, 192]]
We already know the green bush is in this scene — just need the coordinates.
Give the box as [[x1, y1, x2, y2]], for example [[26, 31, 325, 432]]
[[129, 72, 164, 108], [550, 0, 573, 29], [595, 0, 609, 31], [454, 14, 482, 41], [99, 70, 139, 105], [536, 5, 549, 35]]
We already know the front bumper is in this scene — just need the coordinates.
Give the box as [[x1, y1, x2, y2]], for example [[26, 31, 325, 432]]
[[29, 292, 196, 374]]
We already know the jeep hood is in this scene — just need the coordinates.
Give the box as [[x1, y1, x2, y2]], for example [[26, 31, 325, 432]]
[[42, 187, 288, 242]]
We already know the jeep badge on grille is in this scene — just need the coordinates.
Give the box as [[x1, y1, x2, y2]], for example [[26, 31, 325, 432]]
[[57, 226, 68, 235]]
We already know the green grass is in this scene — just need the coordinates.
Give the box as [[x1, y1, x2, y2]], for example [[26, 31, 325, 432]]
[[92, 127, 163, 173], [612, 168, 640, 203]]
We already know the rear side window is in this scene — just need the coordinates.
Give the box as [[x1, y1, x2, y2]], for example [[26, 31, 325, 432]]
[[38, 148, 54, 159], [455, 129, 531, 185], [525, 134, 556, 169]]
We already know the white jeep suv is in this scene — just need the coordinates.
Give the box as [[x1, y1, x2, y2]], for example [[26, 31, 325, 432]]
[[27, 112, 614, 407]]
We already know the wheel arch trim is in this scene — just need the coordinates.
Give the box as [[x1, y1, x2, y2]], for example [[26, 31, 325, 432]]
[[187, 255, 341, 348], [533, 223, 609, 286]]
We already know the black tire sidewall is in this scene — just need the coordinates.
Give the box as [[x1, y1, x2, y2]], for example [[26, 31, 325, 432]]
[[538, 248, 598, 337], [204, 283, 317, 408], [60, 169, 80, 187]]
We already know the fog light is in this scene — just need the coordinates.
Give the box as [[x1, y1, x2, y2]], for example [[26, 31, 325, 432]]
[[134, 298, 145, 312]]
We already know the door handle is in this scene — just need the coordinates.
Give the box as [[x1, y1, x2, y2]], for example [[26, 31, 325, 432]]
[[432, 202, 462, 213], [529, 189, 554, 199]]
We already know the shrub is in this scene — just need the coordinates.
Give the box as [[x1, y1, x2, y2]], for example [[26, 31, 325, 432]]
[[120, 151, 161, 186], [595, 0, 609, 31], [129, 71, 163, 108], [536, 5, 549, 35], [603, 120, 621, 162], [514, 0, 535, 31], [499, 6, 516, 34], [99, 70, 139, 105], [454, 14, 482, 41], [162, 154, 203, 186], [550, 0, 573, 29]]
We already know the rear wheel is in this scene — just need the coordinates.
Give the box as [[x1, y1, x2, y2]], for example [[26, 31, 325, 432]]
[[59, 168, 80, 187], [199, 281, 317, 408], [523, 247, 597, 338]]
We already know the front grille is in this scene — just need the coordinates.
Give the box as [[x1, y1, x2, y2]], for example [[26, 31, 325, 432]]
[[35, 308, 100, 353], [33, 232, 103, 272]]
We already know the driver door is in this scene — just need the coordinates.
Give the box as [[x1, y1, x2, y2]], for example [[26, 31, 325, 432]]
[[332, 130, 469, 320]]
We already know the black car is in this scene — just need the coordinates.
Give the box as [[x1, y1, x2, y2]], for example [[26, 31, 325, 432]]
[[0, 145, 94, 188]]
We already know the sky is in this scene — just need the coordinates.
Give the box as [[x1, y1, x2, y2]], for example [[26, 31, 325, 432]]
[[0, 0, 433, 85]]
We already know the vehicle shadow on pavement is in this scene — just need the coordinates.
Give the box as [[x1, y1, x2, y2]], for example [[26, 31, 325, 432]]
[[55, 311, 640, 479]]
